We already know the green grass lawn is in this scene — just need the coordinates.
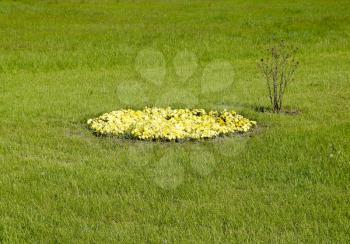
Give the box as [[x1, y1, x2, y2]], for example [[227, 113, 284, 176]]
[[1, 0, 350, 242]]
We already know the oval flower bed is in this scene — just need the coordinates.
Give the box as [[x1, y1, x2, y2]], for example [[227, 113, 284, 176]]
[[87, 107, 256, 141]]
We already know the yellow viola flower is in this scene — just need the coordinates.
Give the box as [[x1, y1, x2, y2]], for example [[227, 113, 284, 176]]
[[87, 107, 256, 141]]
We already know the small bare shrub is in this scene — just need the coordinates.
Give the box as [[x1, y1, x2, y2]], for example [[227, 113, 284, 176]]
[[258, 41, 299, 113]]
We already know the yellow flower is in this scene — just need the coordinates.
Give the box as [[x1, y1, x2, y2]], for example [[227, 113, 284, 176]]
[[87, 107, 256, 141]]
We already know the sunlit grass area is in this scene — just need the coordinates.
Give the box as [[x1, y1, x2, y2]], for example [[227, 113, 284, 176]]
[[0, 0, 349, 242]]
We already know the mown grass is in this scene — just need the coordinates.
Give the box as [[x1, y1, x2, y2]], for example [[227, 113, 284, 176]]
[[0, 0, 349, 242]]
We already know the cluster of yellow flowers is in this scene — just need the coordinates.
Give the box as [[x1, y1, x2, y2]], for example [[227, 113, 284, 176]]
[[87, 107, 256, 141]]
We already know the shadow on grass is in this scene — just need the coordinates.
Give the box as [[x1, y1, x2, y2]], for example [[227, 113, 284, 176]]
[[253, 105, 302, 116]]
